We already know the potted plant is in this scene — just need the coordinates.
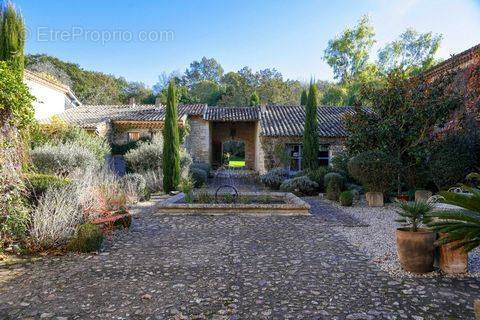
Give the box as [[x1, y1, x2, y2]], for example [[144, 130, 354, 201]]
[[348, 151, 399, 207], [429, 182, 479, 274], [395, 201, 435, 273]]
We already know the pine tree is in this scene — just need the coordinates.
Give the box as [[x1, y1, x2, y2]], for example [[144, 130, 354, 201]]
[[249, 91, 260, 106], [0, 2, 25, 73], [162, 81, 181, 193], [302, 82, 319, 170], [300, 89, 308, 106]]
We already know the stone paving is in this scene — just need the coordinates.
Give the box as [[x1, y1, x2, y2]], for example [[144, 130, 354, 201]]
[[1, 196, 479, 319]]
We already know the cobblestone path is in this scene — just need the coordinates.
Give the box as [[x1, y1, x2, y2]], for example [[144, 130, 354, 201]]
[[0, 197, 478, 319]]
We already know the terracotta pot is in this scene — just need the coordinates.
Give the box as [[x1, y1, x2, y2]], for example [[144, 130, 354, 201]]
[[415, 190, 433, 202], [439, 233, 468, 274], [475, 299, 480, 320], [366, 192, 384, 207], [396, 228, 435, 273]]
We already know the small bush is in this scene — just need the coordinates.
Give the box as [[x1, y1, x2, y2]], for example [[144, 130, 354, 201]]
[[260, 168, 289, 190], [280, 176, 319, 196], [125, 140, 163, 173], [324, 172, 345, 190], [305, 167, 330, 190], [120, 173, 148, 201], [191, 162, 211, 176], [348, 151, 399, 193], [429, 133, 477, 190], [326, 179, 342, 201], [25, 173, 71, 202], [190, 168, 208, 187], [111, 137, 151, 155], [31, 143, 98, 176], [67, 223, 103, 253], [179, 177, 195, 203], [331, 151, 352, 180], [339, 190, 354, 206], [195, 186, 212, 203], [142, 170, 163, 193], [31, 185, 83, 249]]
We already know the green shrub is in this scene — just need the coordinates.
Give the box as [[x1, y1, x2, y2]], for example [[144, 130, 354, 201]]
[[324, 172, 345, 190], [179, 177, 195, 203], [120, 173, 149, 201], [67, 223, 103, 253], [195, 186, 212, 203], [125, 140, 163, 173], [331, 151, 352, 180], [25, 173, 71, 203], [190, 168, 207, 187], [141, 170, 163, 193], [326, 179, 342, 201], [348, 151, 399, 193], [31, 119, 110, 161], [111, 137, 150, 155], [31, 143, 98, 176], [191, 162, 211, 176], [260, 168, 289, 190], [429, 133, 476, 190], [339, 190, 354, 206], [279, 176, 319, 196], [304, 167, 330, 191]]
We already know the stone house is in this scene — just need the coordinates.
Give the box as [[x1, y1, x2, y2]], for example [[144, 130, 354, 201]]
[[56, 101, 354, 174]]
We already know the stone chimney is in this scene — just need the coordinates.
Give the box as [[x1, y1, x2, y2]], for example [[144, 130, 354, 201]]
[[155, 97, 162, 107], [129, 97, 136, 106]]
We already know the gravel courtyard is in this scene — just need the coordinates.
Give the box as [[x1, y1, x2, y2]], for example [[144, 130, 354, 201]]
[[0, 197, 479, 319]]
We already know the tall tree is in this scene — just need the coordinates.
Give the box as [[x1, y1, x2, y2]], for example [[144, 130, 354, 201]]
[[249, 91, 260, 106], [184, 57, 224, 85], [162, 82, 181, 193], [378, 29, 442, 75], [0, 1, 25, 73], [302, 82, 319, 170], [300, 89, 308, 106], [324, 15, 376, 83]]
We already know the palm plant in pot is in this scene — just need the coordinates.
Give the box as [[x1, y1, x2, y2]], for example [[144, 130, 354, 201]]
[[395, 201, 435, 273], [428, 182, 480, 274]]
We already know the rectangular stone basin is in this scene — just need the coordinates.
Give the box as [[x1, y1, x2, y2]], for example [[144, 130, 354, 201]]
[[156, 192, 310, 216]]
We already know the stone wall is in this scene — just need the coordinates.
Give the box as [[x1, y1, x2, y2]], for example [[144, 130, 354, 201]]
[[185, 116, 211, 163], [211, 121, 257, 169]]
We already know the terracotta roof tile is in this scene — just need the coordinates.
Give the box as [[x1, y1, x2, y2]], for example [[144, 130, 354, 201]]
[[204, 106, 259, 121]]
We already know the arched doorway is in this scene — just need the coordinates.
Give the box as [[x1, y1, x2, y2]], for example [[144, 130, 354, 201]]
[[223, 140, 245, 168]]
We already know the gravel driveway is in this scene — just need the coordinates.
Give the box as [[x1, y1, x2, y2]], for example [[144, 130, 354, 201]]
[[0, 197, 479, 319]]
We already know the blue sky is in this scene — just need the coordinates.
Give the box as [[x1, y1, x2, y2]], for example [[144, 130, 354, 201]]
[[15, 0, 480, 86]]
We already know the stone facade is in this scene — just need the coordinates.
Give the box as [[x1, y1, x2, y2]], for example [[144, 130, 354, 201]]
[[184, 116, 211, 163]]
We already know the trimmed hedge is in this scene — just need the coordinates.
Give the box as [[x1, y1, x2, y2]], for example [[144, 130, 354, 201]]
[[324, 172, 345, 190], [67, 223, 103, 253], [339, 190, 354, 206], [326, 178, 342, 201], [279, 176, 319, 196]]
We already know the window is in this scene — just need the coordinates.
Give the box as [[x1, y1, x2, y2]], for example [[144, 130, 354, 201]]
[[318, 144, 330, 166], [127, 131, 140, 142], [286, 143, 330, 172]]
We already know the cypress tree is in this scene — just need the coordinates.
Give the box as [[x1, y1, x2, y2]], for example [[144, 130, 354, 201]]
[[249, 91, 260, 106], [0, 2, 25, 73], [300, 89, 308, 106], [162, 81, 181, 193], [302, 82, 319, 170]]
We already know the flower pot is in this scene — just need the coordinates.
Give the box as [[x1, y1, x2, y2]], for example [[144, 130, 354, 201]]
[[415, 190, 433, 202], [366, 192, 383, 207], [396, 228, 435, 273], [439, 233, 468, 274], [397, 194, 409, 202]]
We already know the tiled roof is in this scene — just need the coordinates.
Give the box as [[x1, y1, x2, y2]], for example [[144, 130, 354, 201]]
[[55, 104, 207, 126], [260, 105, 355, 137], [56, 103, 354, 137], [422, 43, 480, 79], [204, 106, 260, 121]]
